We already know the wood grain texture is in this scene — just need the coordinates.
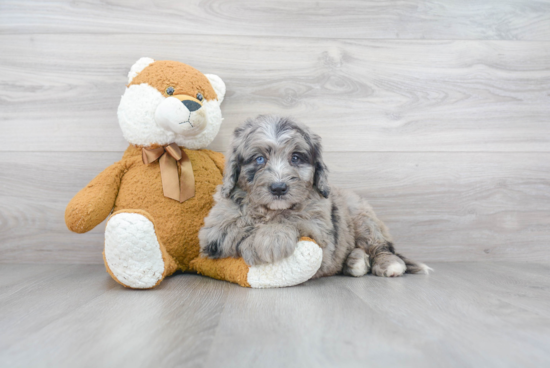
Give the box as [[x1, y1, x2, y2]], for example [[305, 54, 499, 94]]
[[1, 151, 548, 264], [0, 152, 118, 264], [1, 0, 550, 40], [0, 264, 230, 368], [1, 263, 549, 367], [1, 35, 550, 152]]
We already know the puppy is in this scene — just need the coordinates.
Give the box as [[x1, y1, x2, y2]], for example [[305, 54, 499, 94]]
[[199, 115, 431, 278]]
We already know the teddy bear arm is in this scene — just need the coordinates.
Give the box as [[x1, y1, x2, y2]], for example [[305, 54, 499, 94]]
[[190, 257, 251, 287], [65, 161, 126, 233], [203, 150, 225, 175], [190, 237, 323, 288]]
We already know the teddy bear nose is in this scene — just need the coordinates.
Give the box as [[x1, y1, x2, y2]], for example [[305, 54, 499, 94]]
[[182, 100, 201, 112]]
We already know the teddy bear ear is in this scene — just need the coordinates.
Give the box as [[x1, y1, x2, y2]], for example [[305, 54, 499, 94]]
[[205, 74, 226, 103], [127, 57, 155, 84]]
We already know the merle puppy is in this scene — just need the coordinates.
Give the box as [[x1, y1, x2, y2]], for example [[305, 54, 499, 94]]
[[199, 115, 431, 278]]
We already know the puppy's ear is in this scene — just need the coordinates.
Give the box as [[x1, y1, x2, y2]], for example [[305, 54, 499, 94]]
[[221, 144, 241, 198], [311, 133, 330, 198]]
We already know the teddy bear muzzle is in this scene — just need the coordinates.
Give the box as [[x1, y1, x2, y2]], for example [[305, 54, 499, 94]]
[[154, 95, 207, 136]]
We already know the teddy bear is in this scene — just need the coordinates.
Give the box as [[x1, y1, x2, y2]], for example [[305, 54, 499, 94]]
[[65, 58, 322, 289]]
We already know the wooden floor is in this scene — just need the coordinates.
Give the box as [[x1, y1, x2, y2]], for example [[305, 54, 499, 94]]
[[0, 263, 549, 368]]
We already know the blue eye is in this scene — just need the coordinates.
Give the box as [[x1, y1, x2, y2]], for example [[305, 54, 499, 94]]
[[291, 154, 300, 164], [256, 156, 265, 165]]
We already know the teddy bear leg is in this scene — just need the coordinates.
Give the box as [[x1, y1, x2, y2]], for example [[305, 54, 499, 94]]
[[191, 237, 323, 288], [103, 210, 177, 289]]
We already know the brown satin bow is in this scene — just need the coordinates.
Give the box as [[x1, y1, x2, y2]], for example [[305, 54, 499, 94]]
[[142, 143, 195, 203]]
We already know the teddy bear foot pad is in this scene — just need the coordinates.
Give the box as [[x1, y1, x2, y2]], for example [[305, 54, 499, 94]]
[[104, 212, 167, 289]]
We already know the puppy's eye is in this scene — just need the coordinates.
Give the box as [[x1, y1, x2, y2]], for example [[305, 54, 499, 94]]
[[256, 156, 266, 165], [196, 92, 203, 101], [166, 87, 174, 96], [291, 154, 301, 164]]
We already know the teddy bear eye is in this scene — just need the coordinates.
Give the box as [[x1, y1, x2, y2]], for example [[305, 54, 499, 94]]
[[166, 87, 174, 96], [196, 92, 203, 101]]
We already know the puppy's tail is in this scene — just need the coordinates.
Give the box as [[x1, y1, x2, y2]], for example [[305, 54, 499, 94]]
[[396, 253, 433, 275]]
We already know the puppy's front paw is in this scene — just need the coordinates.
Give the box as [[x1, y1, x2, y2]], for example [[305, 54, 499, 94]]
[[240, 226, 298, 265], [202, 238, 224, 258], [371, 254, 406, 277], [199, 225, 227, 259]]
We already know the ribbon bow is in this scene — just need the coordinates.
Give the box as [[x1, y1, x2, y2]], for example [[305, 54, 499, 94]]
[[142, 143, 195, 203]]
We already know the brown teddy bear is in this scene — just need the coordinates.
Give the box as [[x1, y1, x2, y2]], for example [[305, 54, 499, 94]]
[[65, 58, 322, 289]]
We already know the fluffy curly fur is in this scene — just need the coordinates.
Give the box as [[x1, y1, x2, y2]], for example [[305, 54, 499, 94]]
[[199, 115, 431, 278]]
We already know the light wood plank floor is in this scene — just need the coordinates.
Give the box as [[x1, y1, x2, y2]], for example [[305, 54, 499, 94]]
[[1, 263, 549, 368]]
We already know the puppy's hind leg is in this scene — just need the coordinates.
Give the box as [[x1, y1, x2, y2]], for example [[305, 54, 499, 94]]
[[370, 245, 407, 277], [343, 248, 370, 277], [345, 191, 431, 277]]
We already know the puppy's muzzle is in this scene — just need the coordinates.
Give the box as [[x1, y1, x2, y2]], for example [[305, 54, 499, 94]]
[[270, 182, 288, 196]]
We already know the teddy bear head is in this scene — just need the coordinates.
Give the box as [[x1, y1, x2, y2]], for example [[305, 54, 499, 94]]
[[117, 58, 226, 149]]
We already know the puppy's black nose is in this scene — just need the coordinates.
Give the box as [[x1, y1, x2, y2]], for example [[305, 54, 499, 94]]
[[270, 182, 288, 196], [182, 100, 201, 112]]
